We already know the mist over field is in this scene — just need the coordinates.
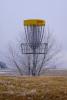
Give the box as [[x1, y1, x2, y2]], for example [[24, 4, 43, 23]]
[[0, 0, 67, 70]]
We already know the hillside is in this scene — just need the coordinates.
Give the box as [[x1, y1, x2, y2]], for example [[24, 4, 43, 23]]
[[0, 69, 67, 76], [41, 69, 67, 76], [0, 76, 67, 100]]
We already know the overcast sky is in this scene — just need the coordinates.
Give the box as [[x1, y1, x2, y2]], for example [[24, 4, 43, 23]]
[[0, 0, 67, 68]]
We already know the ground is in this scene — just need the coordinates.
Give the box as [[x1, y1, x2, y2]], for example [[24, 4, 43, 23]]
[[0, 76, 67, 100]]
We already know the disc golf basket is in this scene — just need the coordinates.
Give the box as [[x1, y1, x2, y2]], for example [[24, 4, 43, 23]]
[[21, 19, 48, 75]]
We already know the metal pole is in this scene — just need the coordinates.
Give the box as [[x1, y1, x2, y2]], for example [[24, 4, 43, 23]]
[[32, 49, 36, 76]]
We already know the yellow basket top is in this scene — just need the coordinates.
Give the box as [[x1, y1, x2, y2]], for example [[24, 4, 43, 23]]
[[24, 19, 45, 26]]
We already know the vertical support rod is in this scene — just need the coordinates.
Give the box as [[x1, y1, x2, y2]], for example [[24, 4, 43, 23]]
[[32, 49, 36, 76], [32, 26, 36, 76]]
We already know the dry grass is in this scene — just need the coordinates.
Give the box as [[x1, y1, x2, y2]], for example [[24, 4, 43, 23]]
[[0, 76, 67, 100]]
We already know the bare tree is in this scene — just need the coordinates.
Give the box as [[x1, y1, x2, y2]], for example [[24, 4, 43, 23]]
[[8, 45, 23, 75], [7, 27, 61, 76]]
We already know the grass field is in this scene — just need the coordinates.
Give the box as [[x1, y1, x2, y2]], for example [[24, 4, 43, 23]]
[[0, 76, 67, 100]]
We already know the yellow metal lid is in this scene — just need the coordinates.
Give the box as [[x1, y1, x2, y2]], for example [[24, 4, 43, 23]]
[[24, 19, 45, 26]]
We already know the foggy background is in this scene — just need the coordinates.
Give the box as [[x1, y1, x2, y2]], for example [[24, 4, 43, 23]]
[[0, 0, 67, 69]]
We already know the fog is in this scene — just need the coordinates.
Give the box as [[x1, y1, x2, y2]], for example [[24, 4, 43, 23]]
[[0, 0, 67, 69]]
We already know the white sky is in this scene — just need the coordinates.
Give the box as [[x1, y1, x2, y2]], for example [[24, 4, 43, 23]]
[[0, 0, 67, 68]]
